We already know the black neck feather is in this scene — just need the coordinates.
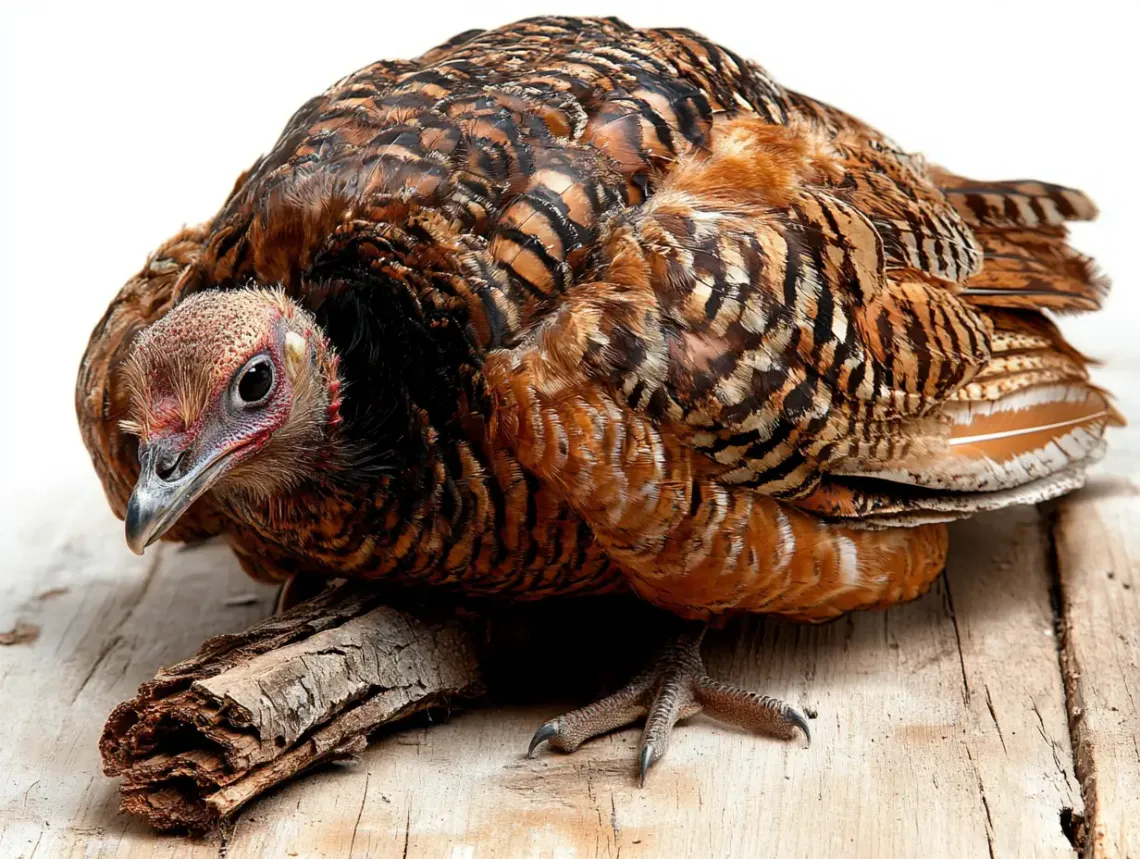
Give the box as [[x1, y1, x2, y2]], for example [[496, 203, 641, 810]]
[[304, 256, 487, 493]]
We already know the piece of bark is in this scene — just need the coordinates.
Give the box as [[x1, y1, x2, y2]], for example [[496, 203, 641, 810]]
[[100, 581, 483, 832]]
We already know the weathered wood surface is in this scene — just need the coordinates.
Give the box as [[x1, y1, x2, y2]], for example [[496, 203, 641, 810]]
[[1052, 483, 1140, 858], [6, 473, 1128, 857]]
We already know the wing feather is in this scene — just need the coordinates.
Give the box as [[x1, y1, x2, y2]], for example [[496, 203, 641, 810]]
[[518, 111, 995, 499], [821, 312, 1120, 505]]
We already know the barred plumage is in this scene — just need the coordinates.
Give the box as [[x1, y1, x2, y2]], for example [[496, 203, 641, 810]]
[[80, 15, 1114, 623]]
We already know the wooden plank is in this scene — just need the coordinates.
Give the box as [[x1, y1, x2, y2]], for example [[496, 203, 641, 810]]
[[1044, 348, 1140, 859], [1053, 481, 1140, 859], [947, 510, 1083, 858], [212, 509, 1076, 858]]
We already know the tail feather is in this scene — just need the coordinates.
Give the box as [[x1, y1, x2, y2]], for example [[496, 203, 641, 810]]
[[840, 381, 1114, 495], [929, 168, 1099, 229], [960, 226, 1109, 312], [929, 168, 1108, 313], [938, 383, 1115, 489], [790, 171, 1113, 527]]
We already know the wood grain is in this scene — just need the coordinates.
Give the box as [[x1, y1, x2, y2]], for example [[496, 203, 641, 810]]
[[1053, 479, 1140, 859], [2, 474, 1100, 857]]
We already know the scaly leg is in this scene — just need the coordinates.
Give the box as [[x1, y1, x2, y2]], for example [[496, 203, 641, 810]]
[[527, 623, 810, 785], [274, 572, 335, 614]]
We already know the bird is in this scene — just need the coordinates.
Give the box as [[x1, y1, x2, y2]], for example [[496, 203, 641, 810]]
[[76, 16, 1116, 785]]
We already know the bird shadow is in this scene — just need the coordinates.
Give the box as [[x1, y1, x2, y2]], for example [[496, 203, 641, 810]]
[[470, 502, 1069, 714]]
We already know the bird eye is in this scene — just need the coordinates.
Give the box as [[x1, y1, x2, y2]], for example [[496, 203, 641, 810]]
[[236, 358, 274, 406]]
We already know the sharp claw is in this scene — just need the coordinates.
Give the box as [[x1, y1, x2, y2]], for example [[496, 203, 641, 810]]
[[787, 706, 812, 746], [527, 720, 559, 758], [638, 743, 656, 787]]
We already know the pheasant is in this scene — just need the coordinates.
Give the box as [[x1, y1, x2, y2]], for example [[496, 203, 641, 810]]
[[76, 16, 1115, 784]]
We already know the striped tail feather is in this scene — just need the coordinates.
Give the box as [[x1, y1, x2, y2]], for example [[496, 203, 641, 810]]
[[960, 226, 1109, 312], [930, 169, 1099, 229], [929, 168, 1108, 312]]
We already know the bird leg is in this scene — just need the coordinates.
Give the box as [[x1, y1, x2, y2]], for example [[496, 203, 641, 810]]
[[274, 572, 335, 614], [527, 623, 810, 785]]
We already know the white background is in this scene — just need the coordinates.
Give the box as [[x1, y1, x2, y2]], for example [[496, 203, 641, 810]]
[[1, 1, 1137, 522]]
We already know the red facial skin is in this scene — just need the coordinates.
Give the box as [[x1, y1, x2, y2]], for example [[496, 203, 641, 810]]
[[121, 288, 347, 559], [123, 289, 337, 500], [145, 340, 284, 491]]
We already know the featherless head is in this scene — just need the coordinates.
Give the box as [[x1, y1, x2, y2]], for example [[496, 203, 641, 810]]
[[120, 288, 341, 553]]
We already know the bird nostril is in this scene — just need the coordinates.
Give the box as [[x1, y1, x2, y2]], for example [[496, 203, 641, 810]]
[[154, 450, 186, 482]]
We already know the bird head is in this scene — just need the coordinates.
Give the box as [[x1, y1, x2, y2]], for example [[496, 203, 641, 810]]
[[119, 288, 340, 554]]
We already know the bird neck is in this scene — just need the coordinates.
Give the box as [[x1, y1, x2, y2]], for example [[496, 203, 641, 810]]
[[300, 225, 497, 480], [221, 409, 495, 580]]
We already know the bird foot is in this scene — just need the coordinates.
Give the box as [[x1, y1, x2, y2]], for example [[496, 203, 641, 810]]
[[527, 624, 810, 785]]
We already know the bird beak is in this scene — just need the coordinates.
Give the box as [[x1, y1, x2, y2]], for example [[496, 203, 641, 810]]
[[124, 439, 234, 554]]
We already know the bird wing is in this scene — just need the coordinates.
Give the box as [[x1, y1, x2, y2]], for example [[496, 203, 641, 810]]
[[487, 97, 1112, 527]]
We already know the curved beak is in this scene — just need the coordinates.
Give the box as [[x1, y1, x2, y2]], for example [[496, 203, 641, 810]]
[[124, 439, 233, 554]]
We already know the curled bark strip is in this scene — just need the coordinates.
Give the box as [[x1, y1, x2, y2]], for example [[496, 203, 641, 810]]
[[100, 582, 483, 832]]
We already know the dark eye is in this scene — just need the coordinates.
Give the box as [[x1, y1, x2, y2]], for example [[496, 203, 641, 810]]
[[236, 359, 274, 406]]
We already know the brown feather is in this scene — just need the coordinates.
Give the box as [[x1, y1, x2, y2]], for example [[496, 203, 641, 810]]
[[960, 226, 1109, 312], [930, 169, 1099, 229]]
